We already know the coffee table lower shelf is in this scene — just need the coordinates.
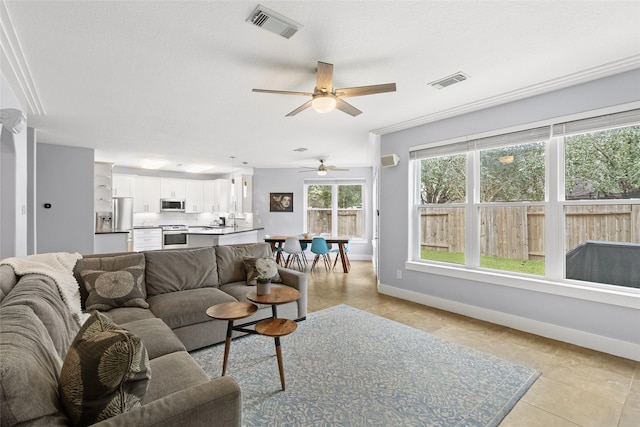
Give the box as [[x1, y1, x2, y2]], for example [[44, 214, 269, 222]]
[[206, 302, 298, 391]]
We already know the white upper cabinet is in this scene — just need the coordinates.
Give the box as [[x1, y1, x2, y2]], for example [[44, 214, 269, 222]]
[[160, 178, 186, 199], [233, 175, 252, 214], [112, 174, 135, 197], [213, 179, 230, 213], [134, 177, 161, 213], [185, 180, 204, 213], [203, 180, 215, 213]]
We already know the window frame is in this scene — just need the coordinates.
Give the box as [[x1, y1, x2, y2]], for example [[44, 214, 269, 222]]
[[407, 104, 640, 307], [304, 179, 366, 241]]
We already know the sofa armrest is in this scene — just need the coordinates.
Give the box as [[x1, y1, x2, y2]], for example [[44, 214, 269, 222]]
[[277, 267, 308, 319], [93, 376, 241, 427]]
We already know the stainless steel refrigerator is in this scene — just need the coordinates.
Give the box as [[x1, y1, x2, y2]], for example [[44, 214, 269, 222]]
[[113, 197, 134, 251]]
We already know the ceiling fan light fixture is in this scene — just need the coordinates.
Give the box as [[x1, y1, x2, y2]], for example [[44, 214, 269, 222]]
[[312, 95, 336, 113], [317, 169, 328, 176]]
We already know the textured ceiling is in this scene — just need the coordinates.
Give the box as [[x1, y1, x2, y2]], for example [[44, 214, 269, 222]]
[[2, 1, 640, 173]]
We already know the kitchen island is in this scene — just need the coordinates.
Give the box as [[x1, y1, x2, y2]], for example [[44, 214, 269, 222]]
[[186, 226, 264, 247]]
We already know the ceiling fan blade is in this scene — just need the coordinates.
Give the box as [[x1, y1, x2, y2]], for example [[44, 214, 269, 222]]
[[335, 83, 396, 98], [286, 100, 313, 117], [252, 88, 313, 96], [335, 98, 362, 117], [326, 166, 350, 171], [316, 61, 333, 93]]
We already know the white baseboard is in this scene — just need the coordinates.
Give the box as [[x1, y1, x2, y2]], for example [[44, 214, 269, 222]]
[[378, 282, 640, 362]]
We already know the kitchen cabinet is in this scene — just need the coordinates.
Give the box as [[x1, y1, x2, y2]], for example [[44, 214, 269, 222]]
[[213, 179, 230, 213], [112, 174, 135, 197], [94, 232, 128, 254], [133, 228, 162, 251], [187, 230, 258, 248], [160, 178, 185, 199], [185, 180, 204, 213], [232, 175, 252, 214], [134, 177, 160, 213], [203, 180, 215, 212]]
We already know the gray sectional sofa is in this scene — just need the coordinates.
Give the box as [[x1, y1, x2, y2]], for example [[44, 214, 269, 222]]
[[0, 243, 308, 426]]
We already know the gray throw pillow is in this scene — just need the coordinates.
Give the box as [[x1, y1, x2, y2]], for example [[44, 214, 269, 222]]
[[81, 265, 149, 311], [59, 311, 151, 426]]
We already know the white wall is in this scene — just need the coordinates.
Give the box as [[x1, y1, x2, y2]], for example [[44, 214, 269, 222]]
[[252, 167, 374, 260], [0, 72, 28, 259], [378, 69, 640, 360]]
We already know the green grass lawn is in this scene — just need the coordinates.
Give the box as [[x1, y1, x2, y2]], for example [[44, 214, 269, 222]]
[[420, 249, 545, 276]]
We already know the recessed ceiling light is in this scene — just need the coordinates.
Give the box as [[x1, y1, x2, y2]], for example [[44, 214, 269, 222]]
[[141, 159, 168, 169], [293, 147, 308, 152], [185, 164, 213, 173]]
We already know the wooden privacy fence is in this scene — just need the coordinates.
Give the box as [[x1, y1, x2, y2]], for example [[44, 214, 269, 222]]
[[420, 205, 639, 260], [307, 210, 363, 237]]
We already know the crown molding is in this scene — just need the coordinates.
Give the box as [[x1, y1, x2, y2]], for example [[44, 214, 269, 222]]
[[373, 55, 640, 135], [0, 0, 45, 115]]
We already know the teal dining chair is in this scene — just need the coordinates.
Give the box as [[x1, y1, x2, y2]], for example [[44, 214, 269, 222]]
[[310, 236, 332, 271]]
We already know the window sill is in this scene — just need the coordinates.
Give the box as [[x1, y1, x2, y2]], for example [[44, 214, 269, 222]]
[[405, 261, 639, 309]]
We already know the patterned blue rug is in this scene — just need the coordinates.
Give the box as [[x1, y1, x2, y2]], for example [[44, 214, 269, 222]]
[[190, 304, 539, 426]]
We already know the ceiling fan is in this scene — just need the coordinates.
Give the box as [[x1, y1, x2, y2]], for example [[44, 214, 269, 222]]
[[252, 61, 396, 117], [299, 159, 349, 176]]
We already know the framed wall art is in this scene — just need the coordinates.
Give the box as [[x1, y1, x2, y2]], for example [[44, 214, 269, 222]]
[[270, 192, 293, 212]]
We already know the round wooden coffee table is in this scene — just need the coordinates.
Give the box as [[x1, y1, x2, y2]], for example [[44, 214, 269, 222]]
[[206, 302, 258, 376], [206, 287, 301, 390], [246, 286, 301, 390]]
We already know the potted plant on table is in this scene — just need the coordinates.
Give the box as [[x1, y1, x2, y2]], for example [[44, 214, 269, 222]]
[[256, 257, 278, 295]]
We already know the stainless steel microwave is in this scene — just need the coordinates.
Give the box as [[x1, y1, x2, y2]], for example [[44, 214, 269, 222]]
[[160, 199, 186, 212]]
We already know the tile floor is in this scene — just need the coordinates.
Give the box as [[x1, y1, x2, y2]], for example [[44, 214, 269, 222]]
[[305, 261, 639, 427]]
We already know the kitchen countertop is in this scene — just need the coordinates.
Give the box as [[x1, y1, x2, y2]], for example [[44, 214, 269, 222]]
[[95, 230, 130, 234], [186, 226, 264, 235]]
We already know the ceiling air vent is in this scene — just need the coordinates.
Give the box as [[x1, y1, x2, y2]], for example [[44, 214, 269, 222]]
[[430, 72, 469, 89], [246, 5, 302, 39]]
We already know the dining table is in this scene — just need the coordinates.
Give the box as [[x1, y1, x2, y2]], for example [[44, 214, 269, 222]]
[[264, 235, 352, 273]]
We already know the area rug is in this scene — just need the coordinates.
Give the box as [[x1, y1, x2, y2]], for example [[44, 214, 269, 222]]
[[190, 304, 540, 427]]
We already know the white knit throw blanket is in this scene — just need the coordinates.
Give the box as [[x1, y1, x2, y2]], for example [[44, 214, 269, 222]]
[[1, 252, 89, 326]]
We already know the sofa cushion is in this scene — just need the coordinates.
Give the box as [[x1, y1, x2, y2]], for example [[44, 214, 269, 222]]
[[74, 253, 146, 305], [144, 247, 218, 297], [81, 265, 149, 311], [59, 311, 151, 426], [119, 318, 186, 359], [1, 274, 80, 360], [216, 243, 272, 285], [147, 287, 236, 329], [143, 351, 210, 404], [0, 305, 68, 426], [243, 256, 282, 285], [102, 306, 156, 325]]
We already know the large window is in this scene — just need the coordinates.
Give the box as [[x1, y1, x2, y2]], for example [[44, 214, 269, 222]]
[[418, 154, 466, 265], [412, 109, 640, 288], [306, 181, 364, 238], [562, 123, 640, 286]]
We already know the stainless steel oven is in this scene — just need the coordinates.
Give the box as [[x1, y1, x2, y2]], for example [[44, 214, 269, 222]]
[[161, 225, 188, 249]]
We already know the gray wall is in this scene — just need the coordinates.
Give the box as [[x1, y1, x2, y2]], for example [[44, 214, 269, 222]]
[[36, 143, 94, 254], [253, 167, 374, 260], [378, 69, 640, 359]]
